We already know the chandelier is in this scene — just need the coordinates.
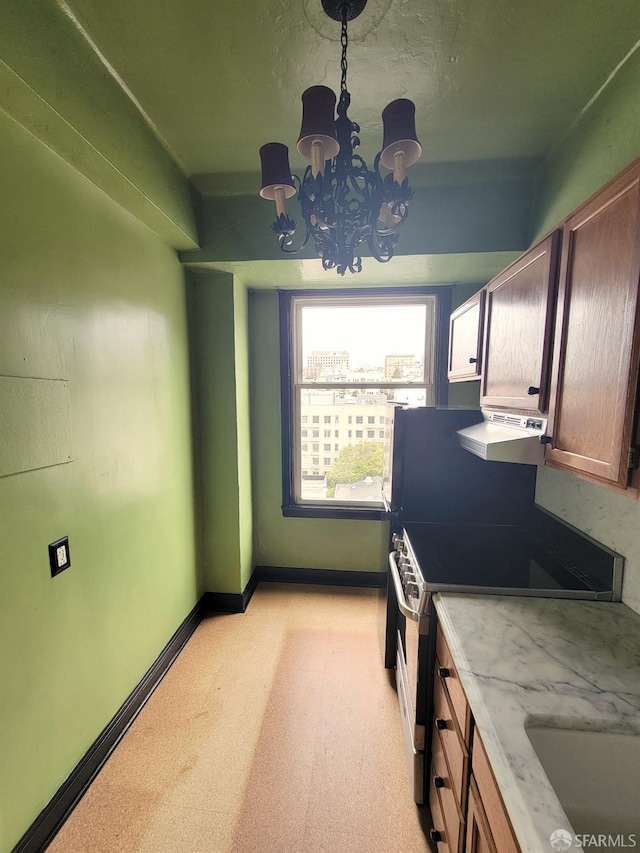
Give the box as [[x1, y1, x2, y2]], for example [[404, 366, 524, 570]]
[[259, 0, 422, 276]]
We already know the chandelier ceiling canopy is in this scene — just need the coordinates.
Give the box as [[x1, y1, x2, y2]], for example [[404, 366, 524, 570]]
[[259, 0, 422, 275]]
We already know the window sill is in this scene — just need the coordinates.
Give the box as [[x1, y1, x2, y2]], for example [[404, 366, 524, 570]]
[[281, 505, 390, 521]]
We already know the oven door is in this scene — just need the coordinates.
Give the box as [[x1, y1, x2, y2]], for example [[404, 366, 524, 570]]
[[388, 550, 431, 804]]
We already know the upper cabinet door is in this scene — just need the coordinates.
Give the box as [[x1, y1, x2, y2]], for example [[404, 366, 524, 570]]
[[545, 163, 640, 488], [481, 231, 560, 414], [448, 289, 485, 382]]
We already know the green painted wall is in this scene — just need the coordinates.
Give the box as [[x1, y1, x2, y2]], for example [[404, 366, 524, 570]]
[[184, 168, 532, 265], [188, 272, 253, 593], [530, 44, 640, 615], [249, 290, 389, 573], [233, 280, 254, 591], [1, 1, 197, 250], [532, 43, 640, 239], [0, 112, 198, 849], [248, 283, 484, 572]]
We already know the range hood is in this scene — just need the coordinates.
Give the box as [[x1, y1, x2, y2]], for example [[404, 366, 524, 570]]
[[457, 411, 548, 465]]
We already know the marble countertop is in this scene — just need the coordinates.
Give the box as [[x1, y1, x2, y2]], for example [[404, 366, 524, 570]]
[[433, 593, 640, 852]]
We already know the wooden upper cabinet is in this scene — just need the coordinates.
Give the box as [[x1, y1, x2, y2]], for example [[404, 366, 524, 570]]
[[546, 161, 640, 488], [480, 231, 560, 414], [448, 290, 485, 382]]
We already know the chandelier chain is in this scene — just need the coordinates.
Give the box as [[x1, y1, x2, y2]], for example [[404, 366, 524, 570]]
[[340, 7, 348, 94]]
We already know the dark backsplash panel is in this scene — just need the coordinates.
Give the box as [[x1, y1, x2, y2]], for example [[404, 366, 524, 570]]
[[526, 507, 619, 592], [396, 407, 537, 526]]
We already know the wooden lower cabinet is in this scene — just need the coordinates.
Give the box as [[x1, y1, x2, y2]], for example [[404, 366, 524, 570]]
[[466, 776, 496, 853], [429, 626, 520, 853], [430, 726, 466, 852], [471, 733, 520, 853], [429, 772, 453, 853]]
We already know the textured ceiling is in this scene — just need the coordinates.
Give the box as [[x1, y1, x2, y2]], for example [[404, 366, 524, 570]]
[[58, 0, 640, 189]]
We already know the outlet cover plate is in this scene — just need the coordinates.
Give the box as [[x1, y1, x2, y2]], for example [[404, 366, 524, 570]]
[[49, 536, 71, 577]]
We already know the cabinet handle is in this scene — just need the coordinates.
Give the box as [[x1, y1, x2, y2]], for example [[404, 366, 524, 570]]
[[527, 386, 540, 395], [433, 775, 445, 788], [539, 435, 552, 445], [429, 829, 442, 843], [438, 666, 450, 678], [468, 357, 477, 364], [436, 718, 447, 730]]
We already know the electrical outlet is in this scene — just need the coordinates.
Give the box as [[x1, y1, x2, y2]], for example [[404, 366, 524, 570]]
[[49, 536, 71, 577]]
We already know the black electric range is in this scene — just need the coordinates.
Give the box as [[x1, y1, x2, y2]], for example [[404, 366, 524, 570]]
[[385, 507, 624, 806], [400, 507, 623, 602]]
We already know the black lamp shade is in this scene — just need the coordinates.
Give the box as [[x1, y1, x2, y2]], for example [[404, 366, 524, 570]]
[[259, 143, 296, 200], [380, 99, 422, 170], [296, 86, 340, 160]]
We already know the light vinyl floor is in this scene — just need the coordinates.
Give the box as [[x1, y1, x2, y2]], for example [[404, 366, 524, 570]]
[[47, 583, 433, 852]]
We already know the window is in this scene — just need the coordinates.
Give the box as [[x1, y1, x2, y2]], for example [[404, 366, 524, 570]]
[[301, 429, 307, 437], [313, 443, 319, 452], [279, 288, 446, 518], [302, 443, 308, 451]]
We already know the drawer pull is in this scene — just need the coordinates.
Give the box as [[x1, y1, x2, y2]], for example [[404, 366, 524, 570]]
[[527, 385, 540, 395], [438, 666, 450, 678], [468, 357, 477, 364], [435, 718, 447, 730], [429, 829, 442, 843], [433, 775, 445, 788]]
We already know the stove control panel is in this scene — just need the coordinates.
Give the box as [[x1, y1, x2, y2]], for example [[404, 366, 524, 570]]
[[391, 530, 428, 615]]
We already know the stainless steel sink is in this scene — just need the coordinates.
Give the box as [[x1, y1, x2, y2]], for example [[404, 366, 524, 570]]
[[525, 725, 640, 843]]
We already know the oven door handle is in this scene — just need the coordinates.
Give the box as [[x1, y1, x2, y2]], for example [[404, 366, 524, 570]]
[[389, 551, 419, 622]]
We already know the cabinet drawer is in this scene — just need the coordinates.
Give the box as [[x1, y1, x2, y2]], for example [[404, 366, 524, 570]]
[[431, 734, 465, 853], [472, 733, 519, 853], [436, 628, 472, 744], [433, 674, 469, 807], [429, 771, 453, 853]]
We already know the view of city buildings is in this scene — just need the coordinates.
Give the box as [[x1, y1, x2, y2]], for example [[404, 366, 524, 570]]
[[299, 350, 432, 500]]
